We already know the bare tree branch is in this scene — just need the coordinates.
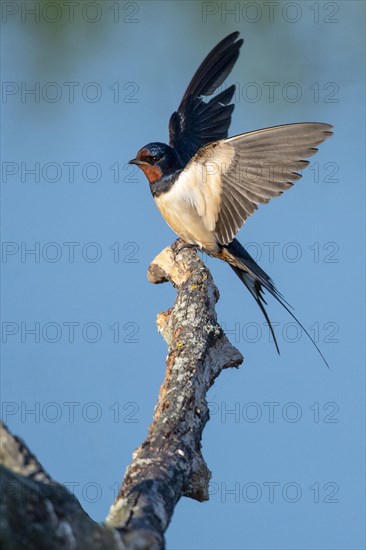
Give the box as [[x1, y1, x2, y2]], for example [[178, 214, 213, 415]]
[[107, 240, 243, 544], [0, 241, 243, 549], [0, 423, 126, 550]]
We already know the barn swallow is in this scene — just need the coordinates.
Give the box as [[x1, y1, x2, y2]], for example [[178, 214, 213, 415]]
[[129, 32, 332, 365]]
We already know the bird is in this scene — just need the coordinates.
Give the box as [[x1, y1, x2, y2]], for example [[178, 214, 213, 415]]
[[129, 32, 333, 366]]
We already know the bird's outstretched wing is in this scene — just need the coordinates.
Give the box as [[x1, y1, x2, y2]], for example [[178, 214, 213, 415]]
[[169, 32, 243, 166], [173, 122, 333, 245]]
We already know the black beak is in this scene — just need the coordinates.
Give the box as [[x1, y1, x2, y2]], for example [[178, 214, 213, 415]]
[[128, 158, 143, 166]]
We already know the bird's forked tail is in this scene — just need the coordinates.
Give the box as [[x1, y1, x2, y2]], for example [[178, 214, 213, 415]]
[[220, 238, 329, 367]]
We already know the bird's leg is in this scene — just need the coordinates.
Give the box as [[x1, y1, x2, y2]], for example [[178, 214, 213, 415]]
[[172, 239, 197, 260]]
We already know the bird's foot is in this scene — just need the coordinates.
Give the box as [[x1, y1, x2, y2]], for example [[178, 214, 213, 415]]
[[171, 240, 197, 260]]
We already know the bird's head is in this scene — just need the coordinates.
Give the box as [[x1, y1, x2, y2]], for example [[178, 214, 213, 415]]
[[129, 142, 182, 184]]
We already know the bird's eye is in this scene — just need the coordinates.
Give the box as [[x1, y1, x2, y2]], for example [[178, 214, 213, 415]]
[[141, 154, 160, 164]]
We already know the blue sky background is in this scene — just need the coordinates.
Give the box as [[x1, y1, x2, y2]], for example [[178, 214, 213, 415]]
[[1, 1, 365, 548]]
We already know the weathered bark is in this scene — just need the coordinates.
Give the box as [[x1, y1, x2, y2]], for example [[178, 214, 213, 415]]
[[0, 241, 243, 549], [0, 423, 125, 550]]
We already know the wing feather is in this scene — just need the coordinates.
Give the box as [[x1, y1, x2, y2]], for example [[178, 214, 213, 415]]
[[214, 122, 333, 244], [170, 122, 333, 246], [169, 32, 243, 165]]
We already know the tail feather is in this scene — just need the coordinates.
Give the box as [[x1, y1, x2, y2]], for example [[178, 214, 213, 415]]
[[222, 239, 329, 367]]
